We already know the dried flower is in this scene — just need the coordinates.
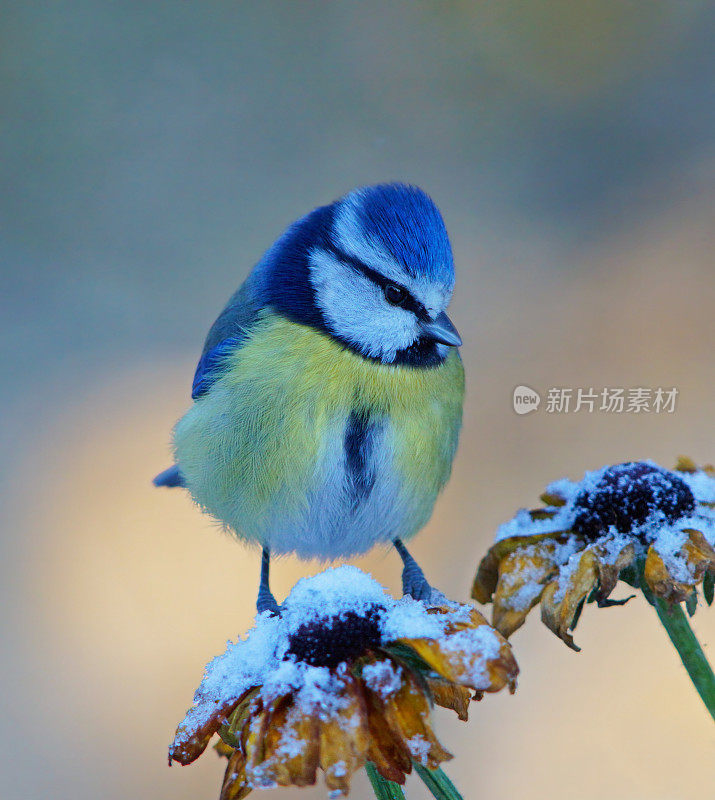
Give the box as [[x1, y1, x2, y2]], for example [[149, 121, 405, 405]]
[[170, 567, 518, 798], [473, 458, 715, 650]]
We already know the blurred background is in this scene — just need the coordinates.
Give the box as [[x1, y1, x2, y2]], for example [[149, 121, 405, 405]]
[[2, 2, 714, 799]]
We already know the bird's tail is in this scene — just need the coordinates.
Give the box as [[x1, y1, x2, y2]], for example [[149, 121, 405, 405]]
[[153, 465, 185, 488]]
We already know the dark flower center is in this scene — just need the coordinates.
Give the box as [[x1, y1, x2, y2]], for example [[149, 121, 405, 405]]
[[572, 462, 695, 542], [285, 605, 384, 668]]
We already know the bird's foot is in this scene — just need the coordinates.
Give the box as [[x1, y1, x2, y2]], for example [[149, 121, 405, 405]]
[[402, 561, 434, 602], [394, 538, 447, 605], [256, 587, 281, 616]]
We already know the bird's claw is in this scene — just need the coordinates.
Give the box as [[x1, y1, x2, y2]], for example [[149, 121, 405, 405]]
[[256, 588, 281, 617], [401, 560, 434, 603]]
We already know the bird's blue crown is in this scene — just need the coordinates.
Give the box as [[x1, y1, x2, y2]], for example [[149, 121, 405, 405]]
[[348, 183, 454, 283]]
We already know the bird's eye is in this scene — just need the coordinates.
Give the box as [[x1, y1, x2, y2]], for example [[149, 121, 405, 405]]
[[384, 284, 407, 306]]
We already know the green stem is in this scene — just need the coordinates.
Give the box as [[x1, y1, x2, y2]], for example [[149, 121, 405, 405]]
[[649, 591, 715, 723], [413, 763, 464, 800], [366, 762, 407, 800]]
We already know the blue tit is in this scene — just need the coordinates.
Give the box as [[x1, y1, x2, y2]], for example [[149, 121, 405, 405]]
[[154, 183, 464, 613]]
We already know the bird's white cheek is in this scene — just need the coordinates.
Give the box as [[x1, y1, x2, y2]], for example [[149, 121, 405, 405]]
[[309, 249, 419, 361]]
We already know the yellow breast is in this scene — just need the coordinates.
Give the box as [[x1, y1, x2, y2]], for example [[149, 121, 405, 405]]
[[173, 313, 464, 550]]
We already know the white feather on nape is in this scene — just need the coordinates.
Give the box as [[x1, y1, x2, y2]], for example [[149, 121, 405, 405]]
[[308, 247, 419, 362]]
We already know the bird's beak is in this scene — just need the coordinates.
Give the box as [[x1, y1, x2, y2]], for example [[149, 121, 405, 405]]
[[420, 311, 462, 347]]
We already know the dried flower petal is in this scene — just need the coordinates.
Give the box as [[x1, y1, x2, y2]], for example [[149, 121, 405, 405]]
[[541, 549, 600, 651], [379, 668, 452, 769], [593, 542, 636, 604], [220, 749, 251, 800], [472, 533, 564, 603], [171, 696, 243, 765], [644, 546, 693, 603], [402, 607, 518, 693], [492, 543, 560, 637], [426, 677, 471, 721]]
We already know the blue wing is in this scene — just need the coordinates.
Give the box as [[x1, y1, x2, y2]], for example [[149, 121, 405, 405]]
[[154, 276, 264, 489], [190, 275, 263, 399], [191, 337, 244, 399], [156, 345, 242, 485]]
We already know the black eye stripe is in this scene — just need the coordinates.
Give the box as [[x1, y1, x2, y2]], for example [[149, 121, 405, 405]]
[[323, 243, 429, 320]]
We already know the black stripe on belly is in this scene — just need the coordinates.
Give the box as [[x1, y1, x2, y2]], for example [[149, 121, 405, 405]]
[[344, 410, 379, 506]]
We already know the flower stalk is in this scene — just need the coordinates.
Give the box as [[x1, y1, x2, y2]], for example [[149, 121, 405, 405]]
[[412, 763, 464, 800], [645, 581, 715, 723], [365, 762, 464, 800], [366, 762, 406, 800]]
